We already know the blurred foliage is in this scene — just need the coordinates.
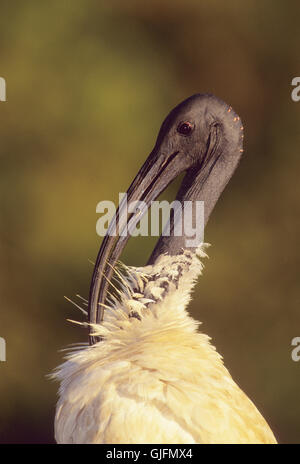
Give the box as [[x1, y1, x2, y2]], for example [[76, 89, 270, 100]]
[[0, 0, 300, 443]]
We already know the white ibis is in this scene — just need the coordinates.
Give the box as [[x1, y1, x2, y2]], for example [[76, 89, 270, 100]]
[[53, 94, 277, 444]]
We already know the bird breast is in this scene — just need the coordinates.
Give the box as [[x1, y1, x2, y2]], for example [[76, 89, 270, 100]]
[[52, 244, 277, 444]]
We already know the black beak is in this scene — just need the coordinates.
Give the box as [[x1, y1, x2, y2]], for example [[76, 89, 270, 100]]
[[87, 142, 190, 342], [87, 94, 243, 344]]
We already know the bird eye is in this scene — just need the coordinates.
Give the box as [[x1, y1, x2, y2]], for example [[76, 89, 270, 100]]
[[177, 121, 194, 136]]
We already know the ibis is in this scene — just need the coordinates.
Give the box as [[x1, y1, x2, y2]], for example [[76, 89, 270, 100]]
[[53, 94, 277, 444]]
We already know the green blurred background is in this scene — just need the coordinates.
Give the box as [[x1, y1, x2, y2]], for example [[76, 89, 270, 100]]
[[0, 0, 299, 444]]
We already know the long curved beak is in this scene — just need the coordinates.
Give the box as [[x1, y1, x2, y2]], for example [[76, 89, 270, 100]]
[[88, 144, 185, 343]]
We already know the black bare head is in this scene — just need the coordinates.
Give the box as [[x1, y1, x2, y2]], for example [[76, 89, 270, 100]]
[[88, 94, 244, 343]]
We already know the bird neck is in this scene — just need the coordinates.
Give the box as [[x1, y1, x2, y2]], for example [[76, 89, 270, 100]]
[[89, 246, 203, 337]]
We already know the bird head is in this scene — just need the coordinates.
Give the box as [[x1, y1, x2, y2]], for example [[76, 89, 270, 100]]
[[88, 94, 244, 343]]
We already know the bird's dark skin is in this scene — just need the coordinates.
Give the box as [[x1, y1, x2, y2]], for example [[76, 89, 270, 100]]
[[88, 94, 244, 344]]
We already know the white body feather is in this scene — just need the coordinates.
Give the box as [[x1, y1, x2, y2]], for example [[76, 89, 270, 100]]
[[52, 245, 277, 444]]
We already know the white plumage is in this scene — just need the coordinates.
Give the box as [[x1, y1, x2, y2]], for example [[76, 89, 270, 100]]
[[53, 245, 277, 444]]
